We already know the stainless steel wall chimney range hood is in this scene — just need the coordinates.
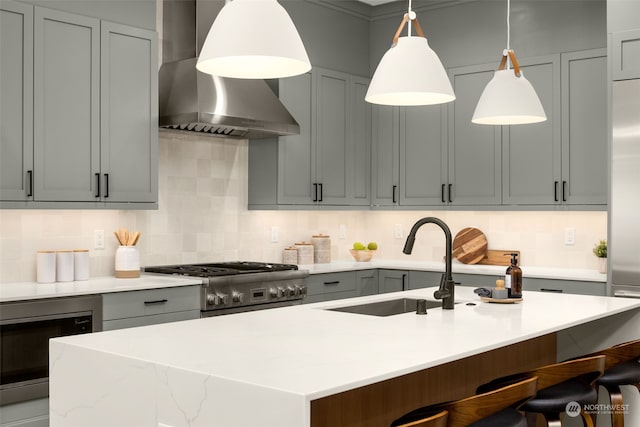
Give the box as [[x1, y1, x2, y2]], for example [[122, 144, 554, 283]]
[[159, 0, 300, 139]]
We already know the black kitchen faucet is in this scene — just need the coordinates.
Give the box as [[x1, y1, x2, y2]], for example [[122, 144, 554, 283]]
[[403, 217, 456, 309]]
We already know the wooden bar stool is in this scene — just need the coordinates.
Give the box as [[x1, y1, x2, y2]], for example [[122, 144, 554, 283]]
[[582, 339, 640, 427], [393, 377, 538, 427], [476, 355, 605, 427]]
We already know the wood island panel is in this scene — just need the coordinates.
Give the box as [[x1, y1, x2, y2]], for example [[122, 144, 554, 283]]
[[311, 333, 556, 427]]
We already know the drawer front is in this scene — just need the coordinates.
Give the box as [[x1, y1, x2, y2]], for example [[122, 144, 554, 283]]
[[102, 310, 201, 331], [307, 272, 356, 296], [102, 285, 200, 320], [524, 278, 606, 296]]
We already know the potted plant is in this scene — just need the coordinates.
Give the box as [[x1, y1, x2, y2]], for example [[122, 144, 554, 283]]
[[593, 239, 607, 273]]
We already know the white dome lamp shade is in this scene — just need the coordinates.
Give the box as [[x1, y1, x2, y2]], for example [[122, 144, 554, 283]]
[[196, 0, 311, 79], [365, 4, 455, 106], [472, 0, 546, 125]]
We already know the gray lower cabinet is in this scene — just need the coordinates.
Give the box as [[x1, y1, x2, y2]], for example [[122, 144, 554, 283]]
[[357, 269, 378, 296], [523, 278, 606, 296], [0, 3, 158, 208], [612, 29, 640, 80], [102, 286, 200, 331], [0, 398, 48, 427], [252, 67, 370, 208], [408, 270, 444, 289], [378, 269, 408, 293], [304, 271, 358, 303]]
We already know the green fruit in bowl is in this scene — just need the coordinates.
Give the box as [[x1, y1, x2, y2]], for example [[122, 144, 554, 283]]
[[353, 242, 366, 250], [367, 242, 378, 250]]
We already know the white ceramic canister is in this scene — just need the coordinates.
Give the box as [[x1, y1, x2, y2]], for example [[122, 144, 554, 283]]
[[283, 247, 298, 265], [311, 234, 331, 264], [115, 246, 140, 278], [36, 251, 57, 283], [73, 249, 90, 281], [294, 242, 314, 265], [56, 250, 74, 282]]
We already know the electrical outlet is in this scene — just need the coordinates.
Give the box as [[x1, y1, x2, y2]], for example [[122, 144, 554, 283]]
[[339, 224, 346, 239], [564, 228, 576, 245], [394, 224, 403, 239], [94, 229, 105, 250], [271, 226, 278, 243]]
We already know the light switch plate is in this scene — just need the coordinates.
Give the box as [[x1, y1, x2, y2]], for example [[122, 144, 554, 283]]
[[94, 229, 105, 250], [394, 224, 403, 239], [271, 226, 278, 243], [339, 224, 346, 239], [564, 228, 576, 245]]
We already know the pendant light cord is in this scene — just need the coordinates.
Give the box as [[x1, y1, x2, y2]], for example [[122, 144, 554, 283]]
[[506, 0, 511, 69], [408, 0, 413, 37]]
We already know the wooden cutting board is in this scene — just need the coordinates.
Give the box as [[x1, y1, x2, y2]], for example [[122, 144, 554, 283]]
[[452, 227, 488, 264], [477, 250, 521, 266]]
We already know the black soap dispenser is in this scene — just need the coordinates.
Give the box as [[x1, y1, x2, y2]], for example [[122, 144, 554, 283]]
[[505, 253, 522, 298]]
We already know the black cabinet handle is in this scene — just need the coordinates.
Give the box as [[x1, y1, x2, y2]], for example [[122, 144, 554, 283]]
[[95, 173, 101, 198], [144, 299, 168, 305], [104, 174, 109, 198], [75, 318, 91, 325], [562, 180, 567, 202], [441, 184, 445, 203], [27, 170, 33, 197], [318, 183, 323, 202], [392, 185, 397, 204], [324, 281, 340, 285], [448, 184, 453, 203], [313, 183, 318, 202], [540, 288, 563, 293], [402, 273, 407, 291], [554, 181, 559, 202]]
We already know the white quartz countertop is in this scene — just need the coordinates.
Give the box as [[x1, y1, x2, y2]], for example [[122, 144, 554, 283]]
[[52, 288, 639, 404], [2, 261, 604, 303], [303, 259, 606, 282], [0, 275, 202, 303]]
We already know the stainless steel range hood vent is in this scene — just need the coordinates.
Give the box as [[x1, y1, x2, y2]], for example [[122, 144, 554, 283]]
[[159, 0, 300, 139]]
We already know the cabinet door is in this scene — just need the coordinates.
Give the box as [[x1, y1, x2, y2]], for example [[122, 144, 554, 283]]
[[33, 7, 100, 201], [350, 76, 371, 206], [378, 269, 408, 293], [612, 29, 640, 81], [400, 105, 447, 206], [316, 69, 349, 204], [0, 1, 33, 202], [357, 269, 378, 296], [561, 49, 607, 206], [371, 105, 399, 206], [278, 72, 314, 204], [502, 55, 561, 205], [448, 65, 502, 206], [408, 270, 443, 289], [100, 22, 158, 203]]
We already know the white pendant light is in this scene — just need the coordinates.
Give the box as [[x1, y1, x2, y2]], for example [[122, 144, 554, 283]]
[[365, 0, 455, 106], [472, 0, 546, 125], [197, 0, 311, 79]]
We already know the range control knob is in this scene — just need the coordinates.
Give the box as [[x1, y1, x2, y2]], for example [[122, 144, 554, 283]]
[[232, 291, 244, 303], [216, 293, 229, 305], [294, 285, 306, 296], [269, 287, 278, 299], [206, 293, 217, 305], [277, 287, 285, 298], [286, 286, 295, 297]]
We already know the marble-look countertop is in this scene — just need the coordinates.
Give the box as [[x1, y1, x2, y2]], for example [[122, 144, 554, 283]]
[[1, 260, 605, 303], [0, 275, 202, 303], [50, 287, 640, 427], [302, 259, 607, 282]]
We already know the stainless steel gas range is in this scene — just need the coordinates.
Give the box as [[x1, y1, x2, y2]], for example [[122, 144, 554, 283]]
[[144, 262, 309, 317]]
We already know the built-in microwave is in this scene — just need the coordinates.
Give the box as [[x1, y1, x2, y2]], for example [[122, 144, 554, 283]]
[[0, 294, 102, 405]]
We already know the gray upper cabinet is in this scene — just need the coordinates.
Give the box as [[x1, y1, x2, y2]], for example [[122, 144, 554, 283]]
[[0, 0, 33, 202], [560, 49, 607, 206], [273, 67, 370, 207], [370, 105, 398, 206], [612, 29, 640, 81], [100, 22, 158, 203], [502, 55, 561, 205], [33, 7, 100, 202], [0, 4, 158, 208], [400, 105, 447, 206], [448, 64, 502, 206]]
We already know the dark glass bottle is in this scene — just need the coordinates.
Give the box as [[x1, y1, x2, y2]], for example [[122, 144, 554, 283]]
[[506, 253, 522, 298]]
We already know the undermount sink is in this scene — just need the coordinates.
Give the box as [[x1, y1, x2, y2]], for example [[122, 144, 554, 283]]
[[326, 298, 444, 317]]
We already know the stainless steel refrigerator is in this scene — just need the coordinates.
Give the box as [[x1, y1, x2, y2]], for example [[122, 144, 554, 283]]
[[610, 78, 640, 298]]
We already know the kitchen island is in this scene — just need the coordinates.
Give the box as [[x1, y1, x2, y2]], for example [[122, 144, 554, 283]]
[[49, 287, 640, 427]]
